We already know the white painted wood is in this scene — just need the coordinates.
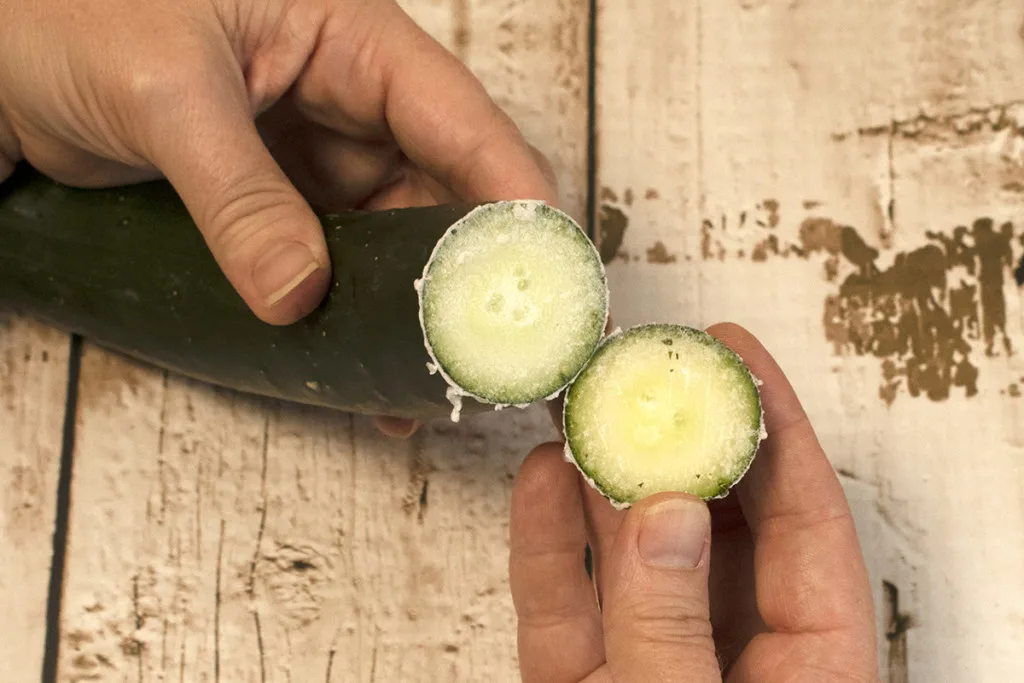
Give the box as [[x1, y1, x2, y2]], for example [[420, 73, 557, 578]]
[[54, 1, 590, 681], [595, 0, 1024, 679], [0, 315, 70, 682]]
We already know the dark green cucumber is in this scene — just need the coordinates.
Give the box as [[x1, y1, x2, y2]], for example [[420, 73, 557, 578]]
[[563, 324, 766, 507], [0, 164, 604, 421]]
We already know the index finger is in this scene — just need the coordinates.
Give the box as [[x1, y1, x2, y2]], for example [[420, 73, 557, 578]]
[[705, 323, 875, 640], [298, 2, 557, 205]]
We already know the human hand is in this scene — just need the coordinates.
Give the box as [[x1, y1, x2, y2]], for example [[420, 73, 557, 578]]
[[0, 0, 555, 436], [510, 323, 880, 682]]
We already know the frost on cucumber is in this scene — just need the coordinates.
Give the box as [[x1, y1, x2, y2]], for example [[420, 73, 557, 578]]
[[563, 324, 766, 507], [416, 200, 608, 420]]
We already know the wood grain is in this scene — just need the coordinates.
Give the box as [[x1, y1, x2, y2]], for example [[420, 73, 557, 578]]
[[595, 0, 1024, 679], [54, 1, 590, 681], [0, 315, 70, 682]]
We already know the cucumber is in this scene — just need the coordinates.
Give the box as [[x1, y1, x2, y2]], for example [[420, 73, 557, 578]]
[[563, 324, 766, 507], [418, 201, 608, 419], [0, 164, 606, 421]]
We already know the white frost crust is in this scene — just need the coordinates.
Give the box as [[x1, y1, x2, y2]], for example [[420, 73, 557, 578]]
[[446, 386, 464, 423], [560, 322, 769, 508], [415, 200, 610, 422]]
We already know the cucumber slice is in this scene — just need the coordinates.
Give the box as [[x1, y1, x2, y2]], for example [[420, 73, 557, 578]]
[[563, 324, 765, 507], [417, 201, 608, 419]]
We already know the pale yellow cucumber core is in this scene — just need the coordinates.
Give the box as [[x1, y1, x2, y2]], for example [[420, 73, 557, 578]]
[[420, 201, 607, 405], [565, 324, 762, 503]]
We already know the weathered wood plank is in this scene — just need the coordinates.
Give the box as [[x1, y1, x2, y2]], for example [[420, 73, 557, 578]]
[[0, 315, 70, 682], [55, 1, 590, 681], [595, 0, 1024, 679]]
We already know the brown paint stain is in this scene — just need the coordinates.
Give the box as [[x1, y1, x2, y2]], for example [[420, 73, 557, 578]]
[[824, 256, 840, 282], [1009, 383, 1021, 398], [823, 217, 1023, 403], [974, 219, 1015, 356], [884, 581, 911, 683], [751, 235, 780, 262], [701, 219, 727, 260], [701, 202, 1021, 403], [799, 217, 843, 255], [599, 186, 618, 202], [701, 220, 714, 260], [598, 204, 628, 265], [645, 188, 660, 200], [763, 199, 780, 228], [452, 0, 470, 60], [803, 200, 823, 209], [646, 241, 677, 264], [623, 188, 635, 207]]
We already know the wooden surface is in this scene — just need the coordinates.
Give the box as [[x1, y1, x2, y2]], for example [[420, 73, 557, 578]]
[[1, 0, 1023, 681], [0, 317, 70, 683]]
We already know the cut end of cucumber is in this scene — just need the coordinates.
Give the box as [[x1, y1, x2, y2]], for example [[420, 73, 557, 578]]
[[417, 201, 608, 411], [563, 324, 765, 506]]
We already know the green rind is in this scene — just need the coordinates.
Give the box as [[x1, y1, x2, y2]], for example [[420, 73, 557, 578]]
[[563, 323, 765, 507], [0, 164, 493, 420]]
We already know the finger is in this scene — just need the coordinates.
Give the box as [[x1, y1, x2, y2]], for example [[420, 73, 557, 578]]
[[705, 324, 876, 651], [260, 114, 404, 212], [599, 492, 721, 683], [371, 416, 419, 439], [0, 112, 20, 182], [298, 2, 557, 204], [17, 135, 161, 188], [510, 443, 604, 683], [565, 315, 623, 602], [580, 482, 625, 604], [361, 166, 460, 210], [143, 62, 330, 325], [706, 511, 764, 674]]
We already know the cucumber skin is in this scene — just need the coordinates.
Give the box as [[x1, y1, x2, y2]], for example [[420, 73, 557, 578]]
[[0, 164, 490, 420], [562, 324, 767, 507]]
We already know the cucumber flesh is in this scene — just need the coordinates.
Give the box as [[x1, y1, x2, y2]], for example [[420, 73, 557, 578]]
[[563, 324, 765, 507], [417, 201, 608, 417]]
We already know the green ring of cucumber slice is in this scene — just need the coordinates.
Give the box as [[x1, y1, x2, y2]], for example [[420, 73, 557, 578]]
[[563, 323, 766, 507], [417, 200, 609, 420]]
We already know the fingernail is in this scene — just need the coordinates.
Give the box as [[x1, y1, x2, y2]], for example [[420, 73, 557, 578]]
[[373, 416, 420, 439], [254, 242, 322, 307], [637, 498, 710, 569]]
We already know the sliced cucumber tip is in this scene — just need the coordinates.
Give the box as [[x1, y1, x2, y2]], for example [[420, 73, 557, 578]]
[[417, 200, 609, 414], [563, 323, 765, 507]]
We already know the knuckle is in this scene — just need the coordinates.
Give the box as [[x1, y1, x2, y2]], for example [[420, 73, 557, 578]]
[[201, 175, 299, 258], [610, 592, 714, 649], [116, 60, 197, 112]]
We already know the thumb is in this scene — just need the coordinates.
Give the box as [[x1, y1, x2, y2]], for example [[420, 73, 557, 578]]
[[144, 68, 330, 325], [600, 493, 721, 683]]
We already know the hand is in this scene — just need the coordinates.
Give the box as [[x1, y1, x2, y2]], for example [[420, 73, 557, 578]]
[[510, 323, 880, 682], [0, 0, 555, 437]]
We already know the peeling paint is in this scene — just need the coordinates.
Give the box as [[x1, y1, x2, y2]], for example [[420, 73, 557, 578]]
[[833, 101, 1024, 142], [884, 581, 912, 683], [598, 204, 628, 264], [646, 241, 677, 263], [700, 201, 1022, 404], [821, 218, 1018, 404]]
